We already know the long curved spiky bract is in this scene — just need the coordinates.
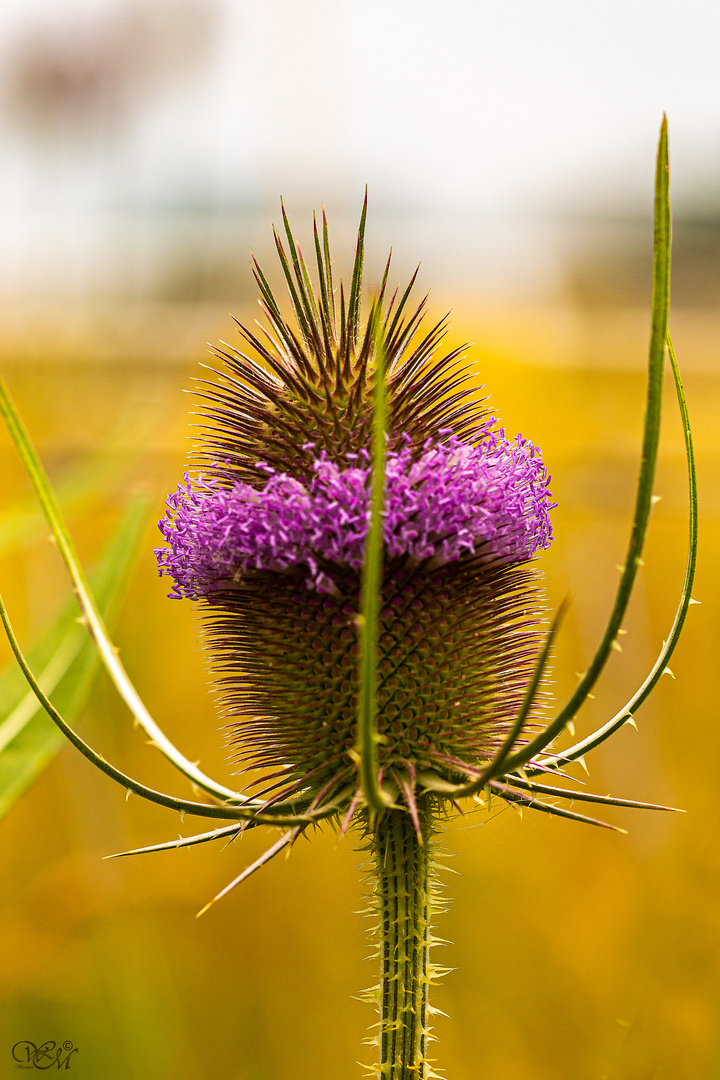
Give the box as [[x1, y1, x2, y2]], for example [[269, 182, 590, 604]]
[[0, 375, 245, 805], [498, 116, 672, 777], [0, 591, 340, 826], [492, 332, 694, 807], [529, 330, 697, 773], [436, 120, 691, 823]]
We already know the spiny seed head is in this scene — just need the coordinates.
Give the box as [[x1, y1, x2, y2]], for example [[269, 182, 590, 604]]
[[156, 201, 555, 815]]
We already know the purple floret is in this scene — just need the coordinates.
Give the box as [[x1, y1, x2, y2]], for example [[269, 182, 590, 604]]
[[156, 433, 554, 599]]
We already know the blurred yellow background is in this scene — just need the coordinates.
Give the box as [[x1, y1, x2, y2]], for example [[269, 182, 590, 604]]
[[1, 2, 720, 1079]]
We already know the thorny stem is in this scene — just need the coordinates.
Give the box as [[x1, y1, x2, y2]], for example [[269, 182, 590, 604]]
[[372, 806, 435, 1080]]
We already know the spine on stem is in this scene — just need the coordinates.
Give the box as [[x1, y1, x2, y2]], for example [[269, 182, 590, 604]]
[[371, 805, 436, 1080]]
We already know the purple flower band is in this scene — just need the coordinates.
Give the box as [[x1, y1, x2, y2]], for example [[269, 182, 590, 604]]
[[156, 433, 554, 598]]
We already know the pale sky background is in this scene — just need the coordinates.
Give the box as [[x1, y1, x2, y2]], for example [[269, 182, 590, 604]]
[[0, 0, 718, 298]]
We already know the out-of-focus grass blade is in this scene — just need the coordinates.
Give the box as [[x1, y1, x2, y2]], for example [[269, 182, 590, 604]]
[[0, 498, 148, 820], [0, 453, 129, 559]]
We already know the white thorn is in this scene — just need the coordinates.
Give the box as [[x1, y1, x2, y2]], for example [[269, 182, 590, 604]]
[[577, 756, 589, 775], [617, 628, 628, 635], [587, 693, 595, 700], [651, 494, 662, 506], [689, 597, 701, 606], [636, 556, 645, 567], [624, 715, 638, 730], [612, 639, 623, 652], [663, 667, 675, 679], [566, 720, 575, 736], [125, 788, 132, 801]]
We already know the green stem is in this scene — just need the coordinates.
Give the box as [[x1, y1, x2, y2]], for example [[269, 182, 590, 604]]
[[372, 807, 434, 1080]]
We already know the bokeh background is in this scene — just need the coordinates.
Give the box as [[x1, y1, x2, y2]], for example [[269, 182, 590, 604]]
[[1, 2, 719, 1078]]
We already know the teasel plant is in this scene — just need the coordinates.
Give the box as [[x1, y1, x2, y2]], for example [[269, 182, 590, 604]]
[[0, 118, 698, 1079]]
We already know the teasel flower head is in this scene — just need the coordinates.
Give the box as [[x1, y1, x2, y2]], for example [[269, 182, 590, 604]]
[[156, 198, 556, 824]]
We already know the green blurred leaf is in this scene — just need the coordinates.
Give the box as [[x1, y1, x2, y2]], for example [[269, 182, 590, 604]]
[[0, 498, 149, 820], [0, 453, 129, 559]]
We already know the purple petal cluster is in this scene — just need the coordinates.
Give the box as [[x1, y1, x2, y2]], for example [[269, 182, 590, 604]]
[[156, 434, 554, 598]]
